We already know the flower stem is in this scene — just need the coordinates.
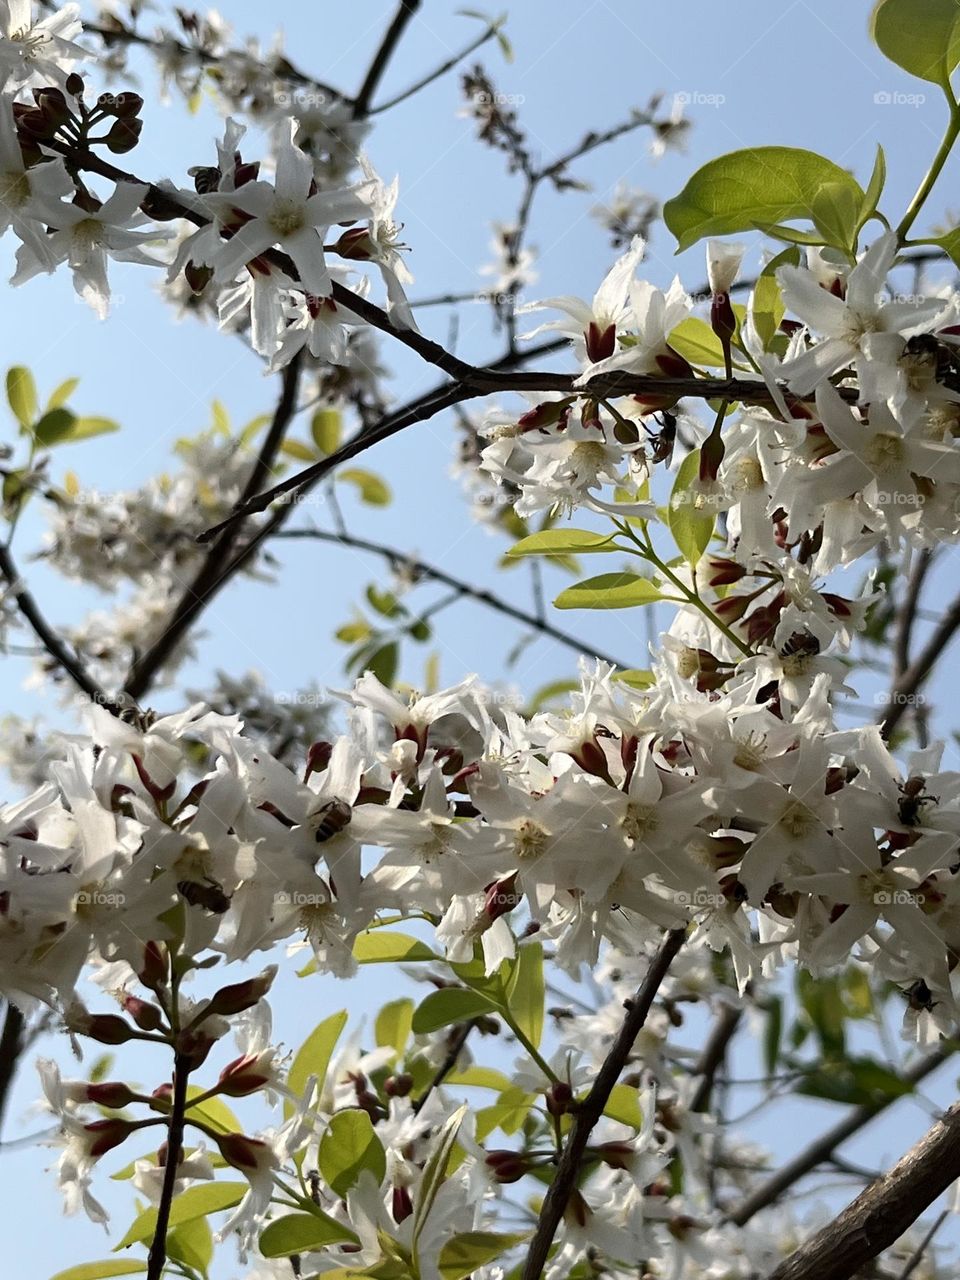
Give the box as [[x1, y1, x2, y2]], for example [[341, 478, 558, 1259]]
[[146, 1052, 191, 1280], [897, 96, 960, 244]]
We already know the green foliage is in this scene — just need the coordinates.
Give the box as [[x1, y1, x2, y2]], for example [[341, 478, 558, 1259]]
[[438, 1231, 530, 1280], [354, 930, 438, 964], [411, 987, 498, 1034], [50, 1266, 147, 1280], [668, 449, 716, 568], [870, 0, 960, 89], [664, 147, 865, 252], [554, 572, 666, 609], [260, 1211, 358, 1258], [318, 1109, 388, 1197], [506, 529, 619, 557], [114, 1182, 247, 1250]]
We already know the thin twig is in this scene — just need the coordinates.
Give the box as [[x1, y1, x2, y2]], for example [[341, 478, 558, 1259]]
[[0, 543, 120, 713], [728, 1045, 954, 1226], [520, 928, 686, 1280], [893, 549, 933, 678], [899, 1208, 950, 1279], [354, 0, 421, 117], [880, 591, 960, 739], [369, 19, 502, 115], [413, 1019, 476, 1115], [123, 355, 303, 700], [275, 527, 630, 668], [689, 1003, 742, 1113]]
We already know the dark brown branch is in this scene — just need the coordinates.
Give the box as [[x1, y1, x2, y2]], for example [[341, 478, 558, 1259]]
[[412, 1019, 476, 1116], [520, 928, 686, 1280], [146, 1052, 191, 1280], [354, 0, 421, 116], [369, 19, 502, 115], [764, 1101, 960, 1280], [880, 591, 960, 739], [893, 549, 934, 678], [689, 1003, 742, 1113], [0, 1002, 24, 1140], [123, 355, 303, 701], [0, 542, 122, 713], [274, 526, 631, 668], [728, 1045, 953, 1226]]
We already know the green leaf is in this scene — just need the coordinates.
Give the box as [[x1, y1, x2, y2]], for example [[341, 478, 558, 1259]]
[[354, 931, 438, 963], [339, 467, 391, 506], [929, 225, 960, 269], [375, 997, 415, 1055], [603, 1082, 643, 1128], [870, 0, 960, 88], [412, 1106, 467, 1256], [796, 972, 846, 1057], [444, 1065, 514, 1091], [412, 988, 497, 1035], [184, 1087, 241, 1135], [810, 181, 861, 253], [797, 1057, 914, 1106], [857, 144, 887, 233], [210, 399, 230, 433], [69, 416, 120, 442], [46, 376, 80, 410], [6, 366, 37, 428], [664, 147, 865, 252], [555, 572, 665, 610], [506, 529, 619, 556], [51, 1265, 147, 1280], [750, 249, 796, 350], [367, 585, 403, 618], [614, 668, 655, 689], [286, 1010, 349, 1118], [260, 1212, 358, 1258], [311, 407, 342, 455], [438, 1231, 530, 1280], [31, 408, 78, 446], [527, 678, 579, 711], [336, 620, 373, 644], [114, 1182, 247, 1250], [318, 1109, 387, 1197], [280, 437, 318, 462], [367, 640, 398, 686], [475, 1087, 535, 1139], [167, 1215, 213, 1279], [669, 449, 716, 568], [667, 317, 730, 369], [505, 942, 544, 1050]]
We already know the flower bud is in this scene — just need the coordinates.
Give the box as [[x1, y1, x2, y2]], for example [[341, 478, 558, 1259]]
[[97, 91, 143, 118], [123, 996, 163, 1032], [703, 556, 746, 588], [585, 321, 616, 363], [333, 226, 375, 260], [105, 117, 143, 154], [65, 72, 84, 97], [139, 941, 167, 992], [392, 1185, 413, 1223], [305, 740, 333, 779], [217, 1052, 275, 1098], [205, 965, 277, 1018], [33, 88, 71, 128], [86, 1081, 139, 1108], [184, 261, 214, 295], [706, 240, 746, 298], [546, 1081, 573, 1117], [517, 399, 573, 431], [64, 1005, 135, 1045], [483, 873, 521, 923], [384, 1073, 413, 1098], [216, 1131, 276, 1175], [83, 1117, 138, 1158], [484, 1149, 530, 1183]]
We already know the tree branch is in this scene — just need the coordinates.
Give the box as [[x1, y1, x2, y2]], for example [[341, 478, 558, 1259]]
[[764, 1101, 960, 1280], [412, 1019, 476, 1116], [0, 1002, 24, 1140], [520, 928, 686, 1280], [123, 355, 303, 701], [369, 19, 502, 115], [0, 542, 121, 713], [274, 526, 631, 668], [880, 590, 960, 739], [689, 1003, 742, 1113], [146, 1052, 191, 1280], [354, 0, 422, 116], [728, 1045, 953, 1226]]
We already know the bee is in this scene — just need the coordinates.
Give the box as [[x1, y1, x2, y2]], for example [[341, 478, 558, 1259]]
[[902, 333, 960, 392], [177, 876, 231, 914], [903, 977, 937, 1015], [898, 776, 938, 827], [649, 410, 677, 466], [778, 630, 821, 661], [310, 798, 352, 843]]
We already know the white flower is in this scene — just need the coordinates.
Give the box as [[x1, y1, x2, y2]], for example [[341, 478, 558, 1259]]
[[0, 0, 86, 87]]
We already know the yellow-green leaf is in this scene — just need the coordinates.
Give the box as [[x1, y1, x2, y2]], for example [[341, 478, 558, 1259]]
[[6, 366, 36, 428], [286, 1010, 348, 1119], [311, 407, 342, 454], [438, 1231, 530, 1280], [51, 1265, 147, 1280], [412, 988, 497, 1035], [506, 942, 544, 1050], [554, 572, 665, 610], [507, 529, 619, 556], [338, 467, 391, 506], [260, 1211, 358, 1258], [114, 1182, 247, 1250], [354, 931, 437, 964], [46, 376, 80, 410], [870, 0, 960, 87], [318, 1109, 387, 1196], [375, 997, 415, 1055], [668, 449, 716, 568]]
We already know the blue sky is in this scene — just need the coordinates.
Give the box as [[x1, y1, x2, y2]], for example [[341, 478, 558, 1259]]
[[3, 2, 960, 1276]]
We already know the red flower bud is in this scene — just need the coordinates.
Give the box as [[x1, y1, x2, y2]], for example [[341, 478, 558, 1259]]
[[124, 995, 163, 1032]]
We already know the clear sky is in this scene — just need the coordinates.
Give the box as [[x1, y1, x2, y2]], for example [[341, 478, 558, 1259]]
[[2, 2, 960, 1276]]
